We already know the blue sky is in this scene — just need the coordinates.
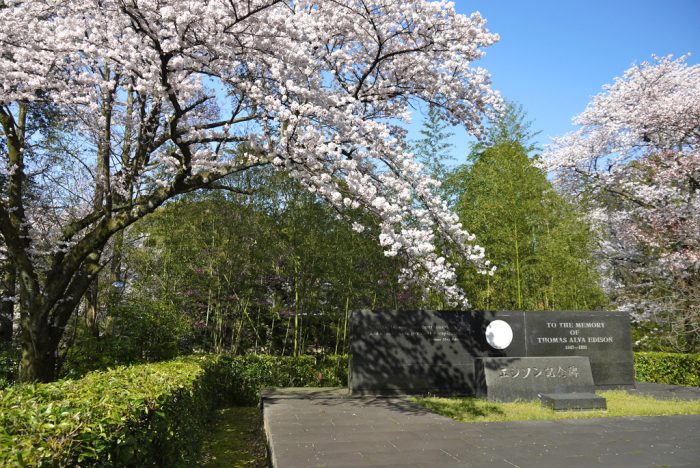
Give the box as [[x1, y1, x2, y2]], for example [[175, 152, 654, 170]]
[[408, 0, 700, 162]]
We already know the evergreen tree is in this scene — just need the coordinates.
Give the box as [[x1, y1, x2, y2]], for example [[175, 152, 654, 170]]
[[413, 106, 454, 182], [446, 105, 607, 310], [480, 102, 540, 154]]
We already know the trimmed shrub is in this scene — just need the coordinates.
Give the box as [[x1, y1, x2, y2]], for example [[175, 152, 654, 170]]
[[216, 354, 349, 405], [0, 355, 221, 467], [61, 300, 193, 379], [0, 354, 349, 466], [12, 351, 699, 465], [634, 352, 700, 387]]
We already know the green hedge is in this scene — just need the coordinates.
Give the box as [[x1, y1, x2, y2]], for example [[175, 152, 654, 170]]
[[2, 351, 698, 465], [0, 354, 348, 466], [635, 352, 700, 387], [215, 354, 349, 405], [0, 355, 223, 467]]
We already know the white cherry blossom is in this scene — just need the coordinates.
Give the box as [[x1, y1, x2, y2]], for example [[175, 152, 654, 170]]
[[1, 0, 500, 380], [542, 56, 699, 343]]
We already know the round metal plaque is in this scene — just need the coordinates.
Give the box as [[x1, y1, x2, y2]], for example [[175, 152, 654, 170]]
[[485, 320, 513, 350]]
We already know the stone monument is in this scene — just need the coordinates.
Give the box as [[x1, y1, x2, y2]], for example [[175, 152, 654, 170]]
[[349, 310, 634, 400]]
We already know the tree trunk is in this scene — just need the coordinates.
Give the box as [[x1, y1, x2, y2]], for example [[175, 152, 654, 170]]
[[107, 229, 125, 308], [18, 339, 56, 383], [18, 309, 58, 382], [0, 263, 15, 344], [85, 279, 100, 337], [0, 80, 263, 383], [17, 252, 102, 382]]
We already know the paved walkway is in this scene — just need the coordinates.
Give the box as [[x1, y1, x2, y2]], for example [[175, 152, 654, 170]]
[[262, 385, 700, 467]]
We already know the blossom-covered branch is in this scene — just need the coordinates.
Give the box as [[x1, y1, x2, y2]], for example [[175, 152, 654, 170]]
[[0, 0, 499, 381], [542, 55, 699, 349]]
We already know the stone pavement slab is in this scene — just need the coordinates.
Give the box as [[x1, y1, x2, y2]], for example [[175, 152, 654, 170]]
[[630, 381, 700, 400], [262, 385, 700, 467]]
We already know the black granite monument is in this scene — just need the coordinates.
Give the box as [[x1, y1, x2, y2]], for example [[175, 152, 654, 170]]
[[474, 356, 597, 400], [349, 309, 634, 396]]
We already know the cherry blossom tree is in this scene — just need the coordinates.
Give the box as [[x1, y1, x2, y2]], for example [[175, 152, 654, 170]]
[[0, 0, 499, 381], [543, 56, 700, 351]]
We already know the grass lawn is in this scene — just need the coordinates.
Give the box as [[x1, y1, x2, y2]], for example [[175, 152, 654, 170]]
[[198, 407, 268, 467], [412, 391, 700, 423]]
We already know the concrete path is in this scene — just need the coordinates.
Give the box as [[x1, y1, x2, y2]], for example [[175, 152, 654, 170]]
[[262, 385, 700, 467]]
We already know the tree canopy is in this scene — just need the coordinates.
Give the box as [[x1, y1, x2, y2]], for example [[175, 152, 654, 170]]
[[543, 55, 700, 350], [0, 0, 500, 381], [445, 105, 607, 311]]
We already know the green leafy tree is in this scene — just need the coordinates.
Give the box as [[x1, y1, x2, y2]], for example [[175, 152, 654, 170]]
[[480, 102, 539, 154], [447, 105, 607, 310], [95, 170, 420, 361], [413, 106, 454, 183]]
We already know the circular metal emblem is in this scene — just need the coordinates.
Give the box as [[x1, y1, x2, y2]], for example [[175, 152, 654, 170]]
[[485, 320, 513, 350]]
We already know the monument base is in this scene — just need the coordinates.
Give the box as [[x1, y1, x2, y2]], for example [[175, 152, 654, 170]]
[[540, 392, 607, 411], [475, 356, 596, 402]]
